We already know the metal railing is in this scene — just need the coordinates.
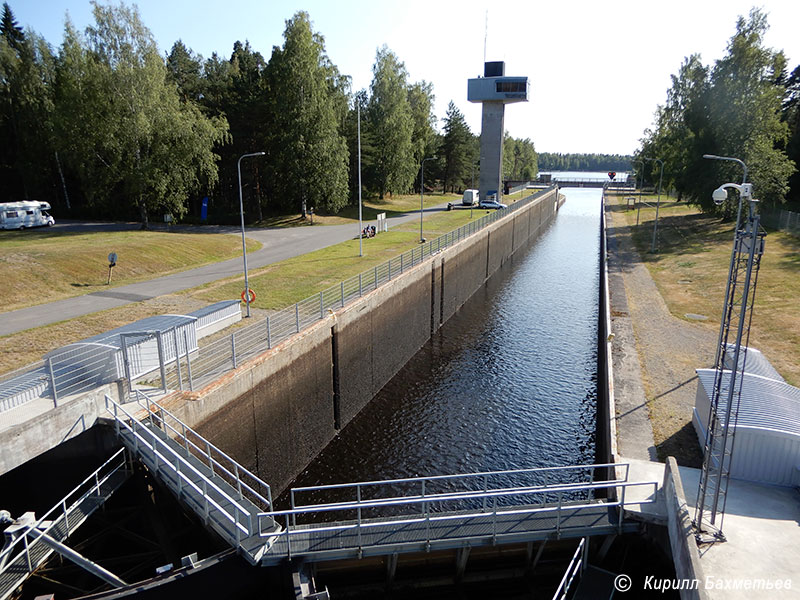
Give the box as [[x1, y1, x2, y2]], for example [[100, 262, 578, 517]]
[[255, 463, 656, 560], [761, 206, 800, 237], [0, 448, 129, 590], [164, 186, 558, 391], [551, 537, 586, 600], [105, 393, 272, 547], [2, 186, 556, 421]]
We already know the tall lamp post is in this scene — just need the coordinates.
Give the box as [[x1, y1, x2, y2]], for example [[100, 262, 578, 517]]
[[357, 103, 363, 257], [645, 157, 664, 252], [693, 154, 763, 541], [238, 151, 265, 318], [420, 156, 436, 243], [633, 159, 644, 225]]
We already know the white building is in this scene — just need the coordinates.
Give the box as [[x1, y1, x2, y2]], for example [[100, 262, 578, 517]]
[[693, 346, 800, 487]]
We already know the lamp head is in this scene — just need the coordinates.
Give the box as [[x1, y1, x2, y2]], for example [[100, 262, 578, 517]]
[[712, 187, 727, 206]]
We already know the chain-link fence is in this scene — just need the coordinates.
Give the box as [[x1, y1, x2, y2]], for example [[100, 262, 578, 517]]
[[761, 207, 800, 237], [2, 186, 557, 425]]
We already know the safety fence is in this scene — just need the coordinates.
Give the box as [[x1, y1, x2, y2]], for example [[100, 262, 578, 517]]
[[161, 185, 557, 392], [761, 207, 800, 237], [253, 463, 657, 563], [1, 186, 556, 422]]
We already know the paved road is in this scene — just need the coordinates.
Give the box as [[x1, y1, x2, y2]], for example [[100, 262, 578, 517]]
[[1, 204, 454, 336]]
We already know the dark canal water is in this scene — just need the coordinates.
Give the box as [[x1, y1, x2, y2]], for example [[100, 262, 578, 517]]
[[287, 188, 603, 494]]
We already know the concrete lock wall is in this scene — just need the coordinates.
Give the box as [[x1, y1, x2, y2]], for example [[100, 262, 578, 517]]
[[183, 188, 560, 494]]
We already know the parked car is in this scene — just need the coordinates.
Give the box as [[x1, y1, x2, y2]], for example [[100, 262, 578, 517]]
[[479, 198, 507, 210]]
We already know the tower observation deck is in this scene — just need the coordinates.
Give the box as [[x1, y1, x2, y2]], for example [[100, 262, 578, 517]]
[[468, 61, 529, 203]]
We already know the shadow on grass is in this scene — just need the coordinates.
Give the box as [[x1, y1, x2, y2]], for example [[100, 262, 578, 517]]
[[657, 421, 704, 468]]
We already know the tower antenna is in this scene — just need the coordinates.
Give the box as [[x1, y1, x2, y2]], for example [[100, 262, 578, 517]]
[[483, 10, 488, 64]]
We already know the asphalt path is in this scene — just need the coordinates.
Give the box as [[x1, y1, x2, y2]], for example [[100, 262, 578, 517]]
[[1, 203, 456, 336]]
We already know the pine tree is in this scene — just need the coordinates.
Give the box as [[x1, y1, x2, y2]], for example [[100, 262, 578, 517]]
[[0, 2, 23, 51], [441, 101, 473, 193]]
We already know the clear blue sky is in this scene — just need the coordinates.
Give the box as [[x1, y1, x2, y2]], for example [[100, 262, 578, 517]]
[[13, 0, 800, 156]]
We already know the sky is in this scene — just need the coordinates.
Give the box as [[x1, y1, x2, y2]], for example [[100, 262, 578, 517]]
[[12, 0, 800, 156]]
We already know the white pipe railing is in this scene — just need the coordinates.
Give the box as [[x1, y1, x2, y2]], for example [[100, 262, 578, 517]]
[[105, 396, 255, 541], [256, 468, 656, 560], [0, 448, 128, 579], [130, 391, 273, 510], [551, 537, 586, 600]]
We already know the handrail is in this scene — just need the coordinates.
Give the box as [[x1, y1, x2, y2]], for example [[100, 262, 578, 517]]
[[0, 447, 128, 576], [291, 477, 632, 515], [257, 479, 658, 555], [131, 390, 272, 510], [289, 463, 629, 514], [290, 462, 627, 493], [552, 538, 586, 600], [105, 395, 255, 539], [270, 480, 654, 521]]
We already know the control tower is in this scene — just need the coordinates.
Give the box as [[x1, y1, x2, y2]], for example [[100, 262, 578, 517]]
[[468, 62, 529, 202]]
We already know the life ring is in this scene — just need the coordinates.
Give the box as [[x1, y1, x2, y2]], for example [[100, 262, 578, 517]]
[[241, 288, 256, 304]]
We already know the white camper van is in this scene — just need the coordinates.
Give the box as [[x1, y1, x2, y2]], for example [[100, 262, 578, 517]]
[[0, 201, 55, 230], [462, 189, 479, 206]]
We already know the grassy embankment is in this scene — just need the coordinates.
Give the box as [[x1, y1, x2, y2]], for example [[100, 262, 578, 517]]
[[0, 229, 262, 312], [617, 192, 800, 387], [0, 191, 519, 373]]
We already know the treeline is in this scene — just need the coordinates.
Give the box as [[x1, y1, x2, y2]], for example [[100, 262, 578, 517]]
[[537, 153, 631, 172], [0, 2, 536, 226], [637, 8, 799, 212]]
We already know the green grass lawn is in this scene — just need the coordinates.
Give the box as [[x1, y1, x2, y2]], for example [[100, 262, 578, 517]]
[[0, 191, 533, 374], [192, 203, 498, 309], [617, 192, 800, 386], [0, 229, 261, 312], [253, 192, 462, 227]]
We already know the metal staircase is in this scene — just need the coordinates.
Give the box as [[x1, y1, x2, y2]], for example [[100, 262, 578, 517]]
[[0, 449, 132, 600], [104, 392, 281, 565]]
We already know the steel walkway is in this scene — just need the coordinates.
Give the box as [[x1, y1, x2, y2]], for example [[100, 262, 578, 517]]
[[104, 394, 657, 569], [256, 464, 657, 565], [0, 449, 132, 600], [104, 393, 280, 565]]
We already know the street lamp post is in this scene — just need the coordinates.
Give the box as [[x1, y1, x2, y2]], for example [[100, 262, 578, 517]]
[[420, 156, 436, 243], [633, 159, 644, 225], [646, 157, 664, 252], [238, 151, 266, 318], [357, 103, 363, 257]]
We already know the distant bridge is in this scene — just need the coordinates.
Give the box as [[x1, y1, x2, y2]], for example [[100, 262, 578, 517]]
[[552, 178, 635, 189]]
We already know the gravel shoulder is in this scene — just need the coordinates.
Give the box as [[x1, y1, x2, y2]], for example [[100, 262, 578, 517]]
[[606, 197, 714, 466]]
